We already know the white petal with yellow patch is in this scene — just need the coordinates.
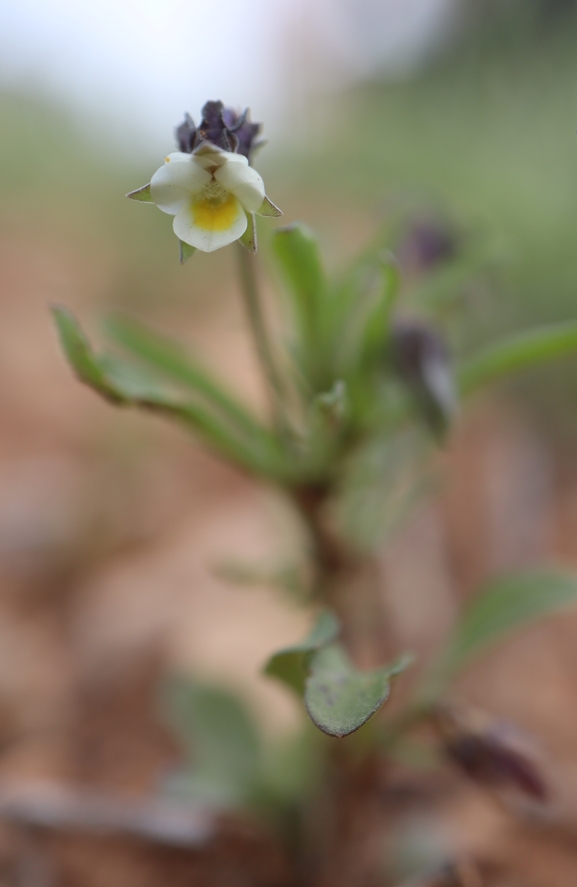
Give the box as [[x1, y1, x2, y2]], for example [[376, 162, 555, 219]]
[[150, 148, 268, 252]]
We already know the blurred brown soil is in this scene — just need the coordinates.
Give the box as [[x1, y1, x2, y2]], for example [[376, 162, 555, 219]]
[[2, 226, 577, 885]]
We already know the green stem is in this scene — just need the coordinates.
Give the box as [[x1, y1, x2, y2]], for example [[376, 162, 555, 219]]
[[236, 244, 288, 432]]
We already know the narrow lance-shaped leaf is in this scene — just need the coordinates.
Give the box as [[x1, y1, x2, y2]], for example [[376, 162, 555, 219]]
[[425, 570, 577, 697], [305, 645, 413, 738], [272, 223, 327, 383], [52, 307, 287, 478], [264, 610, 340, 695], [104, 315, 292, 479], [53, 304, 128, 403], [458, 320, 577, 396], [358, 258, 400, 365], [105, 316, 269, 439]]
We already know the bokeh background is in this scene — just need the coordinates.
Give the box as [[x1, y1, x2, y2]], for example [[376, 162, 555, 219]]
[[2, 0, 577, 884]]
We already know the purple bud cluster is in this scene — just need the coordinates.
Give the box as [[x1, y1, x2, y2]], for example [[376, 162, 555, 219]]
[[175, 101, 265, 165]]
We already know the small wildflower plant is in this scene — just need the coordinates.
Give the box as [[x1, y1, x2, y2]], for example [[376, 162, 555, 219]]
[[53, 99, 577, 883]]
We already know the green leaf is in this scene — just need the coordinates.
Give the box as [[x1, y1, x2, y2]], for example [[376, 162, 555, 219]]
[[459, 320, 577, 396], [264, 610, 340, 695], [320, 253, 399, 397], [52, 305, 129, 403], [104, 315, 296, 480], [272, 223, 326, 312], [179, 240, 196, 263], [53, 307, 289, 478], [126, 183, 154, 202], [429, 570, 577, 693], [305, 644, 413, 738], [105, 316, 262, 435], [161, 677, 260, 808], [358, 259, 400, 362], [272, 224, 327, 383]]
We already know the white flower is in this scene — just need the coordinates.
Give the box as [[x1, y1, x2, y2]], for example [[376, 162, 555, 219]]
[[128, 142, 281, 254]]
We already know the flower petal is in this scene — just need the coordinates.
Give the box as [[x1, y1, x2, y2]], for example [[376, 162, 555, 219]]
[[173, 194, 247, 253], [150, 154, 211, 215], [214, 161, 265, 213], [192, 143, 248, 170]]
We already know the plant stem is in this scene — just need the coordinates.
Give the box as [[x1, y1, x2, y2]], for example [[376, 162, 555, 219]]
[[236, 243, 288, 432]]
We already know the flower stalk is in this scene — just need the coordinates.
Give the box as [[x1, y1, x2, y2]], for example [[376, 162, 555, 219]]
[[236, 243, 289, 434]]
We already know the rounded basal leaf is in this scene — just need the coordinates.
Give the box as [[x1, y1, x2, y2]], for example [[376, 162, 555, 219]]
[[305, 644, 413, 738], [161, 677, 261, 808], [264, 610, 340, 695]]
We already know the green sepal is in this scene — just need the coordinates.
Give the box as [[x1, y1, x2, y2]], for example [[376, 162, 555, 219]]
[[264, 610, 340, 695], [239, 213, 257, 253], [126, 183, 154, 203], [257, 196, 282, 217], [179, 240, 196, 264], [305, 645, 413, 738]]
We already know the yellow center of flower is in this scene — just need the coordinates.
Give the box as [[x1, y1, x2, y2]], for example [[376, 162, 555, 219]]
[[191, 182, 239, 232]]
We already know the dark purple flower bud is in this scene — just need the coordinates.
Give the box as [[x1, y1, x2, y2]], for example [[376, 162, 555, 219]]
[[399, 219, 458, 274], [222, 107, 264, 161], [391, 320, 456, 431], [436, 706, 548, 802], [173, 102, 264, 165], [175, 112, 197, 153], [197, 100, 237, 152]]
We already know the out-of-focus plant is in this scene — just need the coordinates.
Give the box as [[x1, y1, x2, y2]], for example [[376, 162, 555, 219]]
[[53, 100, 577, 885]]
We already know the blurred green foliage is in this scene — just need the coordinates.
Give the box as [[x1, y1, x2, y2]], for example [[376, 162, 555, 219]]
[[285, 2, 577, 434]]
